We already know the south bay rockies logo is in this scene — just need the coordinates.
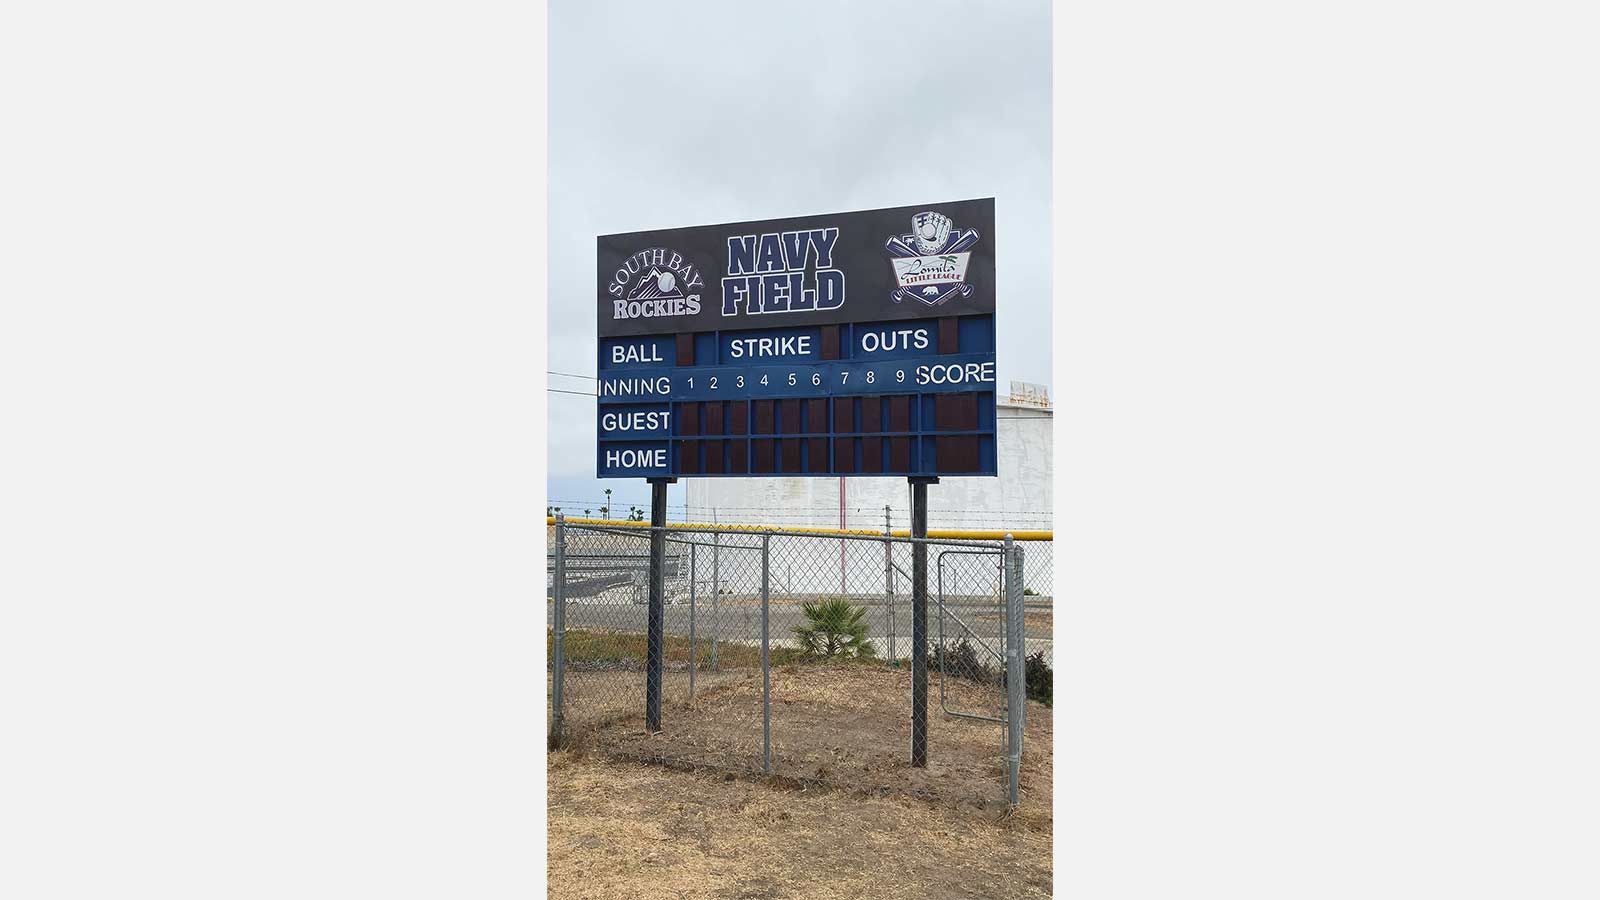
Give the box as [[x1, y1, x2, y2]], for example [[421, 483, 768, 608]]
[[606, 247, 705, 321], [885, 211, 981, 306]]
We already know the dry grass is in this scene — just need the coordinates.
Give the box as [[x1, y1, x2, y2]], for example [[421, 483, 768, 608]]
[[560, 628, 886, 669], [548, 750, 1052, 900], [550, 663, 1052, 899]]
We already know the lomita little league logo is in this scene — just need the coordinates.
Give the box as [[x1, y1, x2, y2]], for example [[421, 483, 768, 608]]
[[885, 211, 981, 306]]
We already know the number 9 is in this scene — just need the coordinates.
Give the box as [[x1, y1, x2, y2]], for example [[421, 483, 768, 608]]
[[896, 369, 905, 383]]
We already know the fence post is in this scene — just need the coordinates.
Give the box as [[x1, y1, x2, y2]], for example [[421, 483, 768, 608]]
[[711, 531, 719, 672], [884, 505, 895, 665], [1004, 534, 1025, 807], [688, 541, 697, 701], [550, 513, 567, 750], [761, 532, 772, 774]]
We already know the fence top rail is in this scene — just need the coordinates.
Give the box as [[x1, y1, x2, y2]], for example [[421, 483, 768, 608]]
[[555, 520, 1018, 549], [547, 515, 1051, 542]]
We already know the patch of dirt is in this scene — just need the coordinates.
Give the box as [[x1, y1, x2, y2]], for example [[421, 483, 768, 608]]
[[578, 664, 1050, 817], [548, 747, 1053, 900]]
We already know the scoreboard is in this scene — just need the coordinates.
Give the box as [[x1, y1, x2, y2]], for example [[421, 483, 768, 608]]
[[595, 198, 997, 479]]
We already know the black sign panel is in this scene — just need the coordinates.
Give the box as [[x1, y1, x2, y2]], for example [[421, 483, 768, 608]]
[[595, 198, 998, 479], [597, 197, 994, 338]]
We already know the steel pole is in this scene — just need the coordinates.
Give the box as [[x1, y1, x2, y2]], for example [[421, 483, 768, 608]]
[[711, 531, 719, 671], [1005, 535, 1025, 807], [761, 532, 771, 774], [645, 479, 671, 733], [550, 513, 567, 749], [884, 505, 895, 664], [910, 477, 937, 767], [688, 542, 697, 701]]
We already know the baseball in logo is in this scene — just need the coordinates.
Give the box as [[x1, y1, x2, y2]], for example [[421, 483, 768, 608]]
[[606, 247, 705, 322], [885, 211, 980, 306]]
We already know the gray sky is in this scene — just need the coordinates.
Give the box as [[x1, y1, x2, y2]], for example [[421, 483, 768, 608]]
[[548, 0, 1051, 515]]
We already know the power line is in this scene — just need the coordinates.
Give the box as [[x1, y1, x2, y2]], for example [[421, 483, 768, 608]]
[[548, 387, 595, 397], [548, 371, 596, 380]]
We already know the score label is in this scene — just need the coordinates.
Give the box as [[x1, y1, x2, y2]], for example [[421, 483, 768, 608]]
[[598, 403, 671, 438], [598, 441, 670, 477], [855, 324, 933, 358], [723, 328, 819, 363], [604, 336, 672, 368]]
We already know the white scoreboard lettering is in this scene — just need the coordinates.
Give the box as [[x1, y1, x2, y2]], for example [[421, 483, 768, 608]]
[[604, 446, 667, 471]]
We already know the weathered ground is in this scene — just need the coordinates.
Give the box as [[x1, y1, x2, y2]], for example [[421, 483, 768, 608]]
[[550, 663, 1052, 899]]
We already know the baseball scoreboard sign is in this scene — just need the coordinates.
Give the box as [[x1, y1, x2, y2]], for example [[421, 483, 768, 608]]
[[595, 198, 997, 479]]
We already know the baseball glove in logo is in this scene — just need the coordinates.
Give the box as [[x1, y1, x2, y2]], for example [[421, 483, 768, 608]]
[[885, 211, 981, 306]]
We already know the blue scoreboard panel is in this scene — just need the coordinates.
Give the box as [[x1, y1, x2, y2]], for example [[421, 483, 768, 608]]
[[596, 199, 997, 479]]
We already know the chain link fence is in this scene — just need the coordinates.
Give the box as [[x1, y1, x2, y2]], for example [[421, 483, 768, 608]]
[[547, 517, 1052, 809]]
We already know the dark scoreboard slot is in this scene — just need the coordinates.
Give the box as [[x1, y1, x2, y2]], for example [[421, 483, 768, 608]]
[[834, 437, 857, 473], [936, 436, 980, 473], [861, 397, 882, 432], [780, 439, 801, 473], [705, 402, 724, 435], [780, 398, 801, 434], [807, 437, 828, 472], [679, 440, 701, 474], [888, 437, 911, 472], [934, 392, 979, 431], [861, 436, 883, 473], [676, 333, 695, 366], [728, 439, 748, 474], [938, 318, 959, 354], [887, 396, 911, 432], [820, 324, 841, 360], [806, 398, 827, 433], [752, 400, 774, 434], [705, 440, 725, 474], [751, 438, 774, 473], [833, 397, 854, 432], [729, 400, 748, 435], [678, 401, 700, 436]]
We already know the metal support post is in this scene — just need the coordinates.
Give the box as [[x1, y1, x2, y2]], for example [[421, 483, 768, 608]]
[[884, 505, 895, 664], [645, 478, 673, 733], [909, 476, 937, 767], [688, 542, 697, 701], [1005, 535, 1025, 807], [761, 532, 772, 774], [550, 513, 567, 749], [710, 531, 719, 671]]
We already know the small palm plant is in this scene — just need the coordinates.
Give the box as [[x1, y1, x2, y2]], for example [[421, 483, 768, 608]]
[[794, 598, 876, 660]]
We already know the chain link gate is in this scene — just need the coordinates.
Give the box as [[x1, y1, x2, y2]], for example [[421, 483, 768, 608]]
[[548, 517, 1037, 808]]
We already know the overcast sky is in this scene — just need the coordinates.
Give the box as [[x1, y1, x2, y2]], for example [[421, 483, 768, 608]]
[[547, 0, 1051, 516]]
